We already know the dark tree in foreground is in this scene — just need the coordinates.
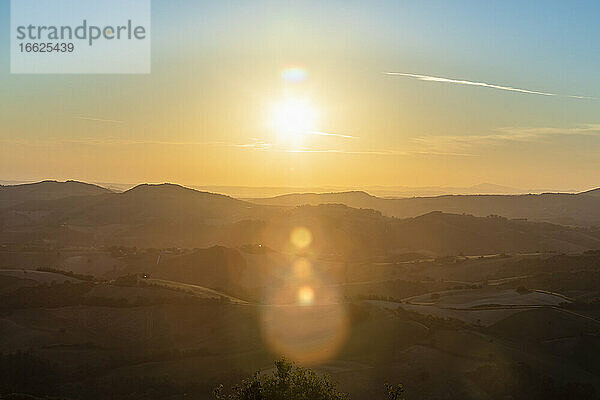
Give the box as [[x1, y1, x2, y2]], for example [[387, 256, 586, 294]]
[[386, 383, 406, 400], [213, 358, 349, 400]]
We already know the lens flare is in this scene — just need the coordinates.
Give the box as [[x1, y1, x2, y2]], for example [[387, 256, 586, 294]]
[[259, 255, 348, 365], [282, 66, 308, 83], [293, 258, 313, 279], [290, 227, 312, 249], [260, 285, 348, 365], [297, 285, 315, 305]]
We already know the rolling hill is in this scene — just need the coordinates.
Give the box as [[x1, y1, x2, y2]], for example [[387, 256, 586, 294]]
[[0, 180, 111, 209], [2, 183, 274, 227], [247, 190, 600, 227], [580, 188, 600, 198], [1, 183, 600, 256], [245, 206, 600, 257]]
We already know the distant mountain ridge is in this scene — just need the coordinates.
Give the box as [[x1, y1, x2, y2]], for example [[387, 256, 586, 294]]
[[3, 180, 600, 227], [4, 182, 272, 228], [248, 189, 600, 227], [0, 180, 111, 209], [1, 180, 600, 256], [1, 183, 599, 256], [2, 179, 587, 198]]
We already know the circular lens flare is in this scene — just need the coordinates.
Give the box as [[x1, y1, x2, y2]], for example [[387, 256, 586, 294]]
[[260, 283, 348, 365], [282, 66, 308, 83], [290, 227, 313, 249], [297, 286, 315, 306]]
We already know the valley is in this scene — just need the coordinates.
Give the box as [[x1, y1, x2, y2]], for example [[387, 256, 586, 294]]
[[1, 181, 600, 399]]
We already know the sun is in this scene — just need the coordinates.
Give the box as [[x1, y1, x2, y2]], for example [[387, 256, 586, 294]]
[[270, 98, 317, 146]]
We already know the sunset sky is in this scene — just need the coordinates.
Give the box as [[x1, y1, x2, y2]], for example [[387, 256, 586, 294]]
[[1, 0, 599, 190]]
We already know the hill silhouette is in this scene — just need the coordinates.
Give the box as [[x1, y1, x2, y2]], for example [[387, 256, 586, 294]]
[[249, 191, 600, 227], [0, 180, 110, 208], [3, 182, 273, 227], [248, 206, 600, 257], [1, 182, 600, 256], [580, 187, 600, 197]]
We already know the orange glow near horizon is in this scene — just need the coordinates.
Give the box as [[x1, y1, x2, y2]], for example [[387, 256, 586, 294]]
[[3, 2, 600, 192]]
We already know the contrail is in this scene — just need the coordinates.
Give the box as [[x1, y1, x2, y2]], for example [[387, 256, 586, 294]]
[[385, 72, 598, 100], [73, 115, 125, 124]]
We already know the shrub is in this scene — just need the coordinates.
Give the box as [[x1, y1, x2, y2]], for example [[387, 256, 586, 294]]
[[386, 383, 406, 400], [213, 358, 349, 400]]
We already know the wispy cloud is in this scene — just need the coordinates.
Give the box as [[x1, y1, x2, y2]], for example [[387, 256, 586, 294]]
[[0, 136, 477, 157], [259, 146, 476, 157], [229, 139, 273, 150], [309, 131, 357, 139], [495, 124, 600, 139], [73, 114, 125, 124], [409, 124, 600, 153], [282, 148, 407, 155], [385, 72, 598, 100], [0, 137, 227, 147]]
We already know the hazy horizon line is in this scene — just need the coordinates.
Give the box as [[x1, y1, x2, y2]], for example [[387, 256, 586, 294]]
[[0, 178, 593, 196]]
